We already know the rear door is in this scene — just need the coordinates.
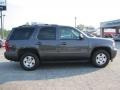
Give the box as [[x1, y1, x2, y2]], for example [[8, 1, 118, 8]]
[[37, 26, 59, 61]]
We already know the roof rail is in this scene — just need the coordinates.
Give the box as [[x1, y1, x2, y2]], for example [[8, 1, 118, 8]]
[[17, 23, 59, 28], [18, 24, 30, 27]]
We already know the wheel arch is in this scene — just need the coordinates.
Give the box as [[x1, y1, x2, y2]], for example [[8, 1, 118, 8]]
[[91, 47, 112, 60], [18, 48, 40, 60]]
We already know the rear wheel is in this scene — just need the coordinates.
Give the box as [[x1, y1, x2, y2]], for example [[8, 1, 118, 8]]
[[92, 50, 110, 68], [20, 53, 40, 71]]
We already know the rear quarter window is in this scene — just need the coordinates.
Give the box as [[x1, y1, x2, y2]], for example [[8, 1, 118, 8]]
[[9, 28, 34, 40]]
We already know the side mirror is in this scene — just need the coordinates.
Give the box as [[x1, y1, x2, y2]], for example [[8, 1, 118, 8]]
[[79, 34, 84, 40]]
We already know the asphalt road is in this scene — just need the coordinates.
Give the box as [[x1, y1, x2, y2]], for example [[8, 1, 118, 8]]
[[0, 42, 120, 90]]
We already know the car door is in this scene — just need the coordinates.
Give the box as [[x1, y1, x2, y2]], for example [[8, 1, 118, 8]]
[[37, 26, 59, 61], [58, 27, 89, 61]]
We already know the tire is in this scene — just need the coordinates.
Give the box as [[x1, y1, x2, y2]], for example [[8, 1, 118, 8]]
[[20, 53, 40, 71], [92, 50, 110, 68]]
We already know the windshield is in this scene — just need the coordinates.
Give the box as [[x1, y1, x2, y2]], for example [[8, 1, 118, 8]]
[[84, 32, 96, 37], [75, 28, 92, 37]]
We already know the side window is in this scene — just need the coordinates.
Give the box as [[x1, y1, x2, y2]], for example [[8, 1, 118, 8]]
[[10, 28, 34, 40], [38, 27, 56, 40], [60, 27, 80, 40]]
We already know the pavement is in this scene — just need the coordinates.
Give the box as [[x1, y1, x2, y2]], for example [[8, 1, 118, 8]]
[[0, 42, 120, 90]]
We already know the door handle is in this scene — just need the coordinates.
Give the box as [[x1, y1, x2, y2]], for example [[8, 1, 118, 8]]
[[36, 42, 42, 45], [60, 42, 67, 45]]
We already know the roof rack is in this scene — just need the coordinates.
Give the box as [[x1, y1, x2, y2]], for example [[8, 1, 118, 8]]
[[17, 23, 59, 28]]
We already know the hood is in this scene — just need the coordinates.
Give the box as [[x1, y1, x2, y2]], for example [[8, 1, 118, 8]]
[[88, 37, 114, 47], [89, 37, 114, 42]]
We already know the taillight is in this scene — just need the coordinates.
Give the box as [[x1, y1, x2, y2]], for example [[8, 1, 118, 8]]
[[5, 41, 10, 51]]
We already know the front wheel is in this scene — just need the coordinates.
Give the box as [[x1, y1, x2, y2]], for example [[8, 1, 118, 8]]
[[92, 50, 110, 68], [20, 53, 40, 71]]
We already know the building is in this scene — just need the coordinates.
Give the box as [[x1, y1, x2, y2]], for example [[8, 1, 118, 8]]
[[100, 19, 120, 37]]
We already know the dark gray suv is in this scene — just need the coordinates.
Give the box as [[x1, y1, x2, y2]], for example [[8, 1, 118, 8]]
[[4, 24, 117, 70]]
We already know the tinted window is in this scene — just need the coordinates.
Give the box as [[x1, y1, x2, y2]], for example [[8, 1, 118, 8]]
[[10, 28, 34, 40], [38, 27, 56, 40], [60, 27, 80, 40]]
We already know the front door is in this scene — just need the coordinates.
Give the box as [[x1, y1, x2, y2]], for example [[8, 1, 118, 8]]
[[58, 27, 89, 61]]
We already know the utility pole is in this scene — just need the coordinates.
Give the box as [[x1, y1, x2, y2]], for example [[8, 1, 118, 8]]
[[75, 17, 77, 28], [2, 15, 5, 39], [0, 10, 3, 39], [0, 0, 7, 39]]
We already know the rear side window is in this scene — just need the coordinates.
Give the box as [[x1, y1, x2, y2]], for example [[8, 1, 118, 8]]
[[9, 28, 34, 40], [38, 27, 56, 40]]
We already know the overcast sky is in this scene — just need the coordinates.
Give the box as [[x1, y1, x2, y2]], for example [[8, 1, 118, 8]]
[[3, 0, 120, 30]]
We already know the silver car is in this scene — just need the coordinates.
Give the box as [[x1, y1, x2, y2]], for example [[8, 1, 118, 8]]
[[113, 34, 120, 41]]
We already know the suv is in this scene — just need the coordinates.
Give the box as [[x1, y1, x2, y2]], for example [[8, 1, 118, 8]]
[[4, 24, 117, 70]]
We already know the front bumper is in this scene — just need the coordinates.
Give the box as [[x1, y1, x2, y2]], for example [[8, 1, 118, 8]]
[[111, 48, 117, 60]]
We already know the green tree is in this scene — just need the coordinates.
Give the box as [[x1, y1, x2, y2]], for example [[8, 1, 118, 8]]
[[3, 30, 11, 39], [76, 24, 84, 30]]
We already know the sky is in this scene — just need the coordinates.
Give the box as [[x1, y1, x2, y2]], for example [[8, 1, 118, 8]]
[[2, 0, 120, 30]]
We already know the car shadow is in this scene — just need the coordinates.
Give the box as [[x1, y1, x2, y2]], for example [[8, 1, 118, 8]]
[[0, 61, 101, 84]]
